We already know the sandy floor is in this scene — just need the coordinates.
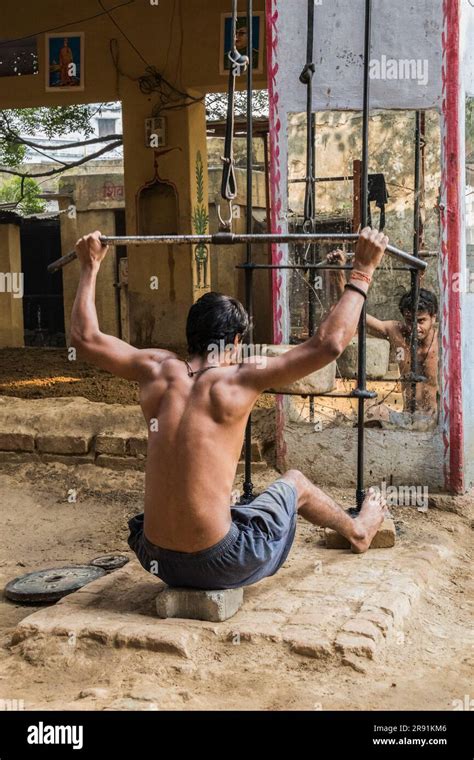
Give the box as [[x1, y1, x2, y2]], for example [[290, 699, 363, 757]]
[[0, 348, 275, 409], [0, 460, 471, 711]]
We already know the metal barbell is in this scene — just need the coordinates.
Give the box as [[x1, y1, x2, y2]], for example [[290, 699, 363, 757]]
[[47, 232, 428, 273]]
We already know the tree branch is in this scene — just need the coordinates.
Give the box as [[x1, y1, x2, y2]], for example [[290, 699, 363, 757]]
[[8, 133, 123, 151], [0, 140, 123, 179]]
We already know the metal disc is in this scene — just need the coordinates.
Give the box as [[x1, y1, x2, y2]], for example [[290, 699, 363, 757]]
[[89, 555, 129, 572], [4, 565, 106, 604]]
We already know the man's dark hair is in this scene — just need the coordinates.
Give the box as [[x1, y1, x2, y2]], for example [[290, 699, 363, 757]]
[[186, 292, 250, 356], [399, 288, 438, 317]]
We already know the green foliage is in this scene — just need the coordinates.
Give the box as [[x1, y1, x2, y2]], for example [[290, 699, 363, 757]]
[[8, 105, 96, 138], [206, 90, 269, 120], [466, 97, 474, 159], [0, 176, 46, 214], [195, 150, 205, 204], [0, 140, 27, 169], [0, 104, 100, 169], [192, 151, 209, 235], [192, 150, 209, 263]]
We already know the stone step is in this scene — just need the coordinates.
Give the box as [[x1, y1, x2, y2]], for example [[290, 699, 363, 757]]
[[0, 397, 269, 472]]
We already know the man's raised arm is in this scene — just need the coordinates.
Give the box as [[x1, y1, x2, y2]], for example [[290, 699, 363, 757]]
[[237, 227, 389, 393], [327, 248, 392, 339], [70, 231, 173, 381]]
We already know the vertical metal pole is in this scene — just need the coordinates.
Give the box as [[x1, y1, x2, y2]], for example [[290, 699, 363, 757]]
[[243, 0, 254, 502], [355, 0, 372, 511], [410, 111, 422, 413], [301, 0, 316, 422], [308, 111, 316, 423], [352, 159, 362, 232]]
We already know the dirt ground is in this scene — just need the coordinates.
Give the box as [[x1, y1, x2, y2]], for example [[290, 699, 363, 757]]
[[0, 459, 472, 712], [0, 348, 274, 409]]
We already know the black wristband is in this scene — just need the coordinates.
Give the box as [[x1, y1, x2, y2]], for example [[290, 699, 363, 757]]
[[344, 282, 368, 300]]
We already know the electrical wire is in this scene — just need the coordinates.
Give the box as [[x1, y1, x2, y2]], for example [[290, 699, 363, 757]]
[[108, 30, 203, 115], [5, 0, 136, 43], [97, 0, 149, 67]]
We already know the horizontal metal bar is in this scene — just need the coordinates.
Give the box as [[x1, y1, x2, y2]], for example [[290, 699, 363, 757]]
[[263, 390, 373, 398], [48, 232, 427, 273], [236, 264, 354, 270], [289, 175, 354, 183], [236, 263, 417, 272]]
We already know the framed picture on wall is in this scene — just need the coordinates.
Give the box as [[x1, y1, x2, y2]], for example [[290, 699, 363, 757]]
[[45, 33, 84, 91], [220, 12, 264, 76]]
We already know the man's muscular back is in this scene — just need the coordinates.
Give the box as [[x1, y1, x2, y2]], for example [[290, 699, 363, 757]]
[[70, 228, 388, 553], [139, 355, 259, 552]]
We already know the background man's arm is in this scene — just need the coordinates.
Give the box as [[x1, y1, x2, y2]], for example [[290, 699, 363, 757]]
[[70, 231, 173, 381], [366, 314, 390, 338], [328, 249, 394, 340], [237, 228, 389, 393]]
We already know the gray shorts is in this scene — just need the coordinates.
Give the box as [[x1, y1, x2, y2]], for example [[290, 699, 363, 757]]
[[127, 479, 298, 590]]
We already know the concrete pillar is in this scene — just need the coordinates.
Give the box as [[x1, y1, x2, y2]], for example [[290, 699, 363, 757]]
[[0, 222, 24, 347], [59, 174, 123, 341], [208, 166, 272, 345], [122, 93, 210, 350]]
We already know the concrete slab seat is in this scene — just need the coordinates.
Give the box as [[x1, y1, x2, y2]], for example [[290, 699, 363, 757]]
[[156, 586, 244, 622]]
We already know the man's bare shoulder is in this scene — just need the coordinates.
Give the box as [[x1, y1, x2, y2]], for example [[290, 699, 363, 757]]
[[149, 349, 179, 363], [385, 320, 405, 340], [137, 349, 179, 381]]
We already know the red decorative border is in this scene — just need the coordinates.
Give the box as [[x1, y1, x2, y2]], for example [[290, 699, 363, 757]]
[[266, 0, 287, 470], [441, 0, 464, 492], [267, 1, 464, 489]]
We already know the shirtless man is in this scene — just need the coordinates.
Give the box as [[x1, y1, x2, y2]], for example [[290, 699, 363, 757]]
[[328, 250, 439, 415], [70, 228, 389, 591]]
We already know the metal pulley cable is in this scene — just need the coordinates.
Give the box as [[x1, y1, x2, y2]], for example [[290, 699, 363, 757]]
[[219, 0, 249, 229], [299, 0, 316, 229]]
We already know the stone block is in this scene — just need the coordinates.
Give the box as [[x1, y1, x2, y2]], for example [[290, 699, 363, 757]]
[[361, 591, 412, 628], [96, 455, 145, 472], [95, 434, 127, 456], [340, 618, 384, 644], [226, 610, 285, 642], [156, 586, 244, 622], [0, 431, 35, 451], [285, 635, 333, 659], [263, 345, 336, 394], [127, 436, 147, 458], [338, 337, 390, 380], [36, 434, 91, 455], [335, 632, 377, 659], [325, 518, 396, 550], [0, 451, 39, 463], [41, 453, 95, 466]]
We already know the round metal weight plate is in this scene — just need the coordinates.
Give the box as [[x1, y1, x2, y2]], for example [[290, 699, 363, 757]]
[[4, 565, 106, 604], [89, 555, 129, 572]]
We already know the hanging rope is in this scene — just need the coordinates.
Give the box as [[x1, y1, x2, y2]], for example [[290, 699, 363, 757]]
[[299, 0, 316, 232], [218, 0, 249, 230]]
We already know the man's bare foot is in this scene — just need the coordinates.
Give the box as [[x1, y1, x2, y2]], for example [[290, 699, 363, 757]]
[[350, 488, 386, 553]]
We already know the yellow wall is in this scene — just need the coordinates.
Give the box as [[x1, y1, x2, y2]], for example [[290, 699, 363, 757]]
[[0, 0, 266, 108], [0, 224, 24, 347], [1, 0, 267, 349], [59, 207, 119, 340]]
